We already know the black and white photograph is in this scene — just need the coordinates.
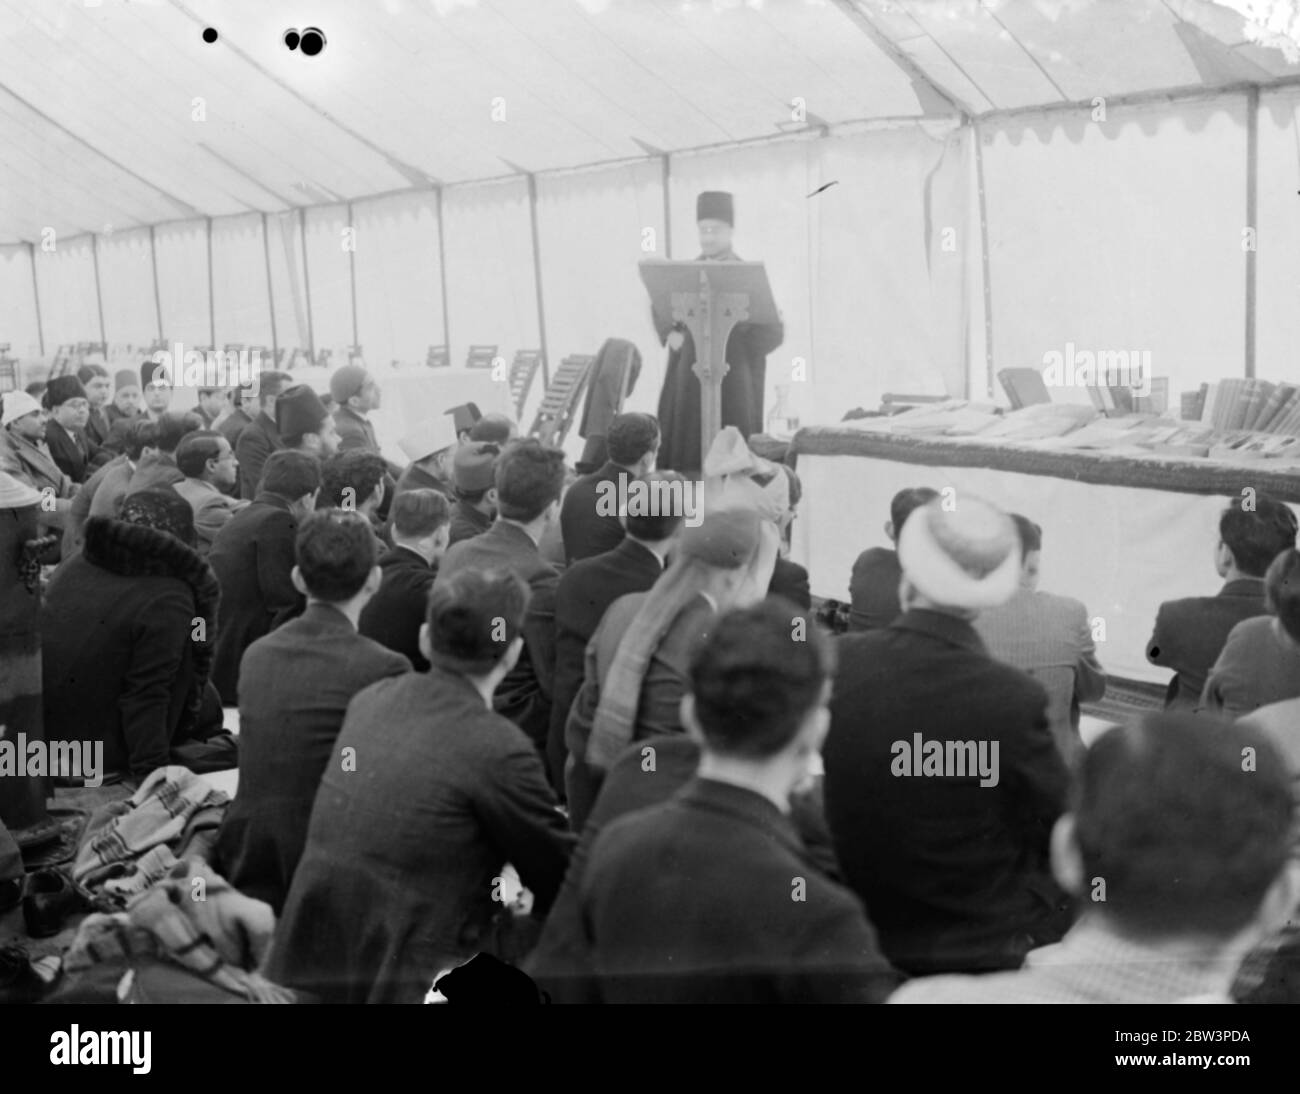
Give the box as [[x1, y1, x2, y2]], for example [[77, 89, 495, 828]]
[[1, 0, 1298, 1061]]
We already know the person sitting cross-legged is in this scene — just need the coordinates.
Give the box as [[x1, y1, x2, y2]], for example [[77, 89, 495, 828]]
[[173, 430, 249, 557], [214, 509, 411, 915]]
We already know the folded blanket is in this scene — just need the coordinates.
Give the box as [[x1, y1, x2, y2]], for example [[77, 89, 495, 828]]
[[73, 766, 229, 904]]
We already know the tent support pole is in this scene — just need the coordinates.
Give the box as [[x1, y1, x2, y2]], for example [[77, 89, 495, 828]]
[[262, 213, 278, 361], [347, 201, 359, 352], [28, 243, 44, 357], [300, 207, 316, 363], [206, 217, 216, 349], [435, 187, 451, 363], [149, 225, 163, 343], [973, 121, 995, 398], [1245, 87, 1258, 380], [662, 154, 672, 258], [526, 173, 550, 389], [90, 232, 106, 347]]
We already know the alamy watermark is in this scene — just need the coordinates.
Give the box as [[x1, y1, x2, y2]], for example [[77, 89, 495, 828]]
[[1041, 342, 1150, 398], [0, 729, 103, 788], [594, 476, 704, 528], [891, 732, 999, 788], [147, 342, 264, 392]]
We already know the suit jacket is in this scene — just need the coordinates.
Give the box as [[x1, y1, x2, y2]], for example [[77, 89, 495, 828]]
[[45, 419, 96, 484], [235, 412, 282, 501], [62, 453, 129, 558], [219, 407, 252, 450], [823, 609, 1069, 977], [358, 546, 436, 671], [564, 592, 714, 830], [559, 460, 632, 564], [86, 406, 111, 449], [1202, 616, 1300, 719], [974, 587, 1106, 768], [173, 477, 251, 556], [769, 556, 811, 610], [125, 452, 184, 496], [333, 406, 379, 454], [265, 667, 575, 1004], [214, 603, 411, 914], [1147, 578, 1267, 710], [848, 546, 902, 631], [209, 492, 304, 703], [448, 500, 492, 547], [528, 734, 846, 1001], [567, 779, 897, 1003], [436, 521, 559, 753], [547, 537, 664, 788]]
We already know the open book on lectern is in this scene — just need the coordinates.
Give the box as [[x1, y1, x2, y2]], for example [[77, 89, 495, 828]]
[[638, 259, 780, 330]]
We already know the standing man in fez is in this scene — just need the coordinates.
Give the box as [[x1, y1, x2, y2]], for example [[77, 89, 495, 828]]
[[654, 190, 784, 473], [141, 359, 173, 422], [76, 361, 114, 452], [236, 370, 293, 502], [277, 384, 341, 459]]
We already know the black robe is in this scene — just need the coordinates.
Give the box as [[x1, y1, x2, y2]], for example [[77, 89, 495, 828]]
[[653, 248, 784, 473]]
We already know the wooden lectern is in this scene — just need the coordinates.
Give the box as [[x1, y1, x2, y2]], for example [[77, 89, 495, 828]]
[[640, 259, 778, 462]]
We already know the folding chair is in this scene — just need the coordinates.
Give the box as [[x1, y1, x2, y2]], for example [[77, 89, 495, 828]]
[[426, 345, 450, 369], [466, 344, 498, 370], [0, 344, 17, 393], [529, 355, 594, 448], [508, 349, 542, 418]]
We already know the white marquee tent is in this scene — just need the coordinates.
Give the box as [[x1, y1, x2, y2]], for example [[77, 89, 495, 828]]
[[3, 0, 1300, 431]]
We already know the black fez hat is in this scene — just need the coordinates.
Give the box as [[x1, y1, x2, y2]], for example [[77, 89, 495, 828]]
[[445, 402, 482, 436], [43, 375, 88, 409], [696, 191, 734, 226], [276, 384, 329, 439]]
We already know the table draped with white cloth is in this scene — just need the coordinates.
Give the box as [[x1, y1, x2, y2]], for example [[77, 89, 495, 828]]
[[788, 425, 1300, 684]]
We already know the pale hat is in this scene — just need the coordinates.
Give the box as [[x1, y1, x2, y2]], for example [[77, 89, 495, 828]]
[[897, 496, 1021, 611], [0, 469, 41, 508], [2, 390, 42, 427], [399, 414, 458, 463]]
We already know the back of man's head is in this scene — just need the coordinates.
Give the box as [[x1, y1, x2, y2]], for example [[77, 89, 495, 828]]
[[176, 430, 225, 479], [495, 439, 566, 523], [1265, 548, 1300, 644], [295, 510, 377, 603], [426, 569, 530, 677], [318, 450, 387, 509], [260, 449, 321, 501], [607, 412, 660, 468], [392, 488, 450, 541], [1009, 513, 1043, 556], [890, 486, 940, 541], [156, 411, 203, 455], [624, 471, 687, 543], [123, 418, 160, 462], [468, 413, 515, 445], [1074, 713, 1292, 941], [689, 597, 833, 760], [257, 370, 293, 410], [1219, 495, 1298, 576]]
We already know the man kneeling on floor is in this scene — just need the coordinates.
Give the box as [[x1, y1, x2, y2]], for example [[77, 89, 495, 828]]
[[893, 712, 1299, 1004]]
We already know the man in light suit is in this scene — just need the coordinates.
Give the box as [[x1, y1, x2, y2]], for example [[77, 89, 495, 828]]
[[824, 497, 1070, 977], [435, 438, 566, 755], [974, 514, 1106, 769], [214, 511, 411, 915], [173, 431, 250, 556]]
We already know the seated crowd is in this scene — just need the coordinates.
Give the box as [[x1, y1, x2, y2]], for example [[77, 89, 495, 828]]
[[2, 362, 1299, 1005]]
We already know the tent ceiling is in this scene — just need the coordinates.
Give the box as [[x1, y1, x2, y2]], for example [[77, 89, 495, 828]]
[[1, 0, 1299, 243]]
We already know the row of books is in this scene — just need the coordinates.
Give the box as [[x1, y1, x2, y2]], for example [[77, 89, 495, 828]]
[[1186, 380, 1300, 435]]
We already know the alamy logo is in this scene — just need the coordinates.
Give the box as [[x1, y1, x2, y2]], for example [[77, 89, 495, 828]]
[[1041, 342, 1150, 397], [594, 477, 703, 528], [891, 732, 1000, 788], [147, 342, 263, 392], [0, 729, 103, 788], [49, 1026, 150, 1074]]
